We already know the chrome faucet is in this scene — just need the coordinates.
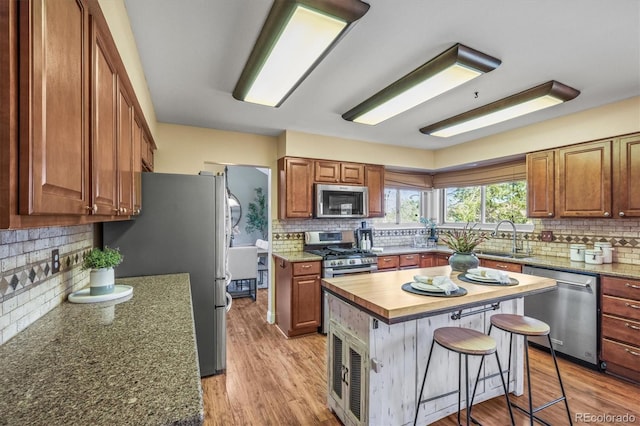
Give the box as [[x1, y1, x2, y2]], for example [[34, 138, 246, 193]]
[[492, 220, 518, 254]]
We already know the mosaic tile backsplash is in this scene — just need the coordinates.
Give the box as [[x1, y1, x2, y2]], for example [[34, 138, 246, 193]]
[[0, 225, 93, 345], [271, 218, 640, 265]]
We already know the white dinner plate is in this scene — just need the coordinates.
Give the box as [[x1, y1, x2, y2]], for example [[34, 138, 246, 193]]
[[465, 273, 501, 283], [410, 282, 445, 292]]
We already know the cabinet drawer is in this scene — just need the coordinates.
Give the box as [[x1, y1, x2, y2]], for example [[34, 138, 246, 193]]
[[602, 295, 640, 322], [602, 275, 640, 300], [480, 259, 522, 273], [399, 253, 419, 268], [602, 338, 640, 373], [602, 314, 640, 346], [293, 261, 321, 276], [377, 255, 399, 270]]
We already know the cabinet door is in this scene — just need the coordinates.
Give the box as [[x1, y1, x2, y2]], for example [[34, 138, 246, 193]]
[[557, 140, 612, 217], [419, 253, 434, 268], [526, 150, 555, 218], [117, 81, 133, 216], [341, 162, 365, 185], [315, 160, 340, 183], [19, 0, 90, 215], [132, 116, 143, 215], [292, 274, 321, 330], [434, 253, 450, 266], [90, 17, 118, 216], [344, 335, 368, 425], [279, 157, 313, 219], [614, 133, 640, 218], [365, 164, 384, 217]]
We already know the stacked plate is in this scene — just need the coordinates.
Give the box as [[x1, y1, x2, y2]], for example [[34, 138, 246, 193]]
[[410, 281, 445, 293]]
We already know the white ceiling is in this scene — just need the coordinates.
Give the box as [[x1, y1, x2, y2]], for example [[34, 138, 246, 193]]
[[123, 0, 640, 151]]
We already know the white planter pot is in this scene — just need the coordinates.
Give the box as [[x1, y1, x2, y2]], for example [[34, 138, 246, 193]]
[[89, 267, 115, 296]]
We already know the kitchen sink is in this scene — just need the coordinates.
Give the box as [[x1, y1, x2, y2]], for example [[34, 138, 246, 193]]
[[476, 250, 532, 259]]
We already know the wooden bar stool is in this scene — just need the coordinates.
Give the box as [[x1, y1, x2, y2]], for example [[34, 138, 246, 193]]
[[487, 314, 572, 426], [414, 327, 515, 426]]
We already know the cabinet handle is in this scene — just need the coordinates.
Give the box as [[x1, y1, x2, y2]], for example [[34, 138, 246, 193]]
[[625, 323, 640, 331], [301, 265, 311, 269], [548, 212, 553, 216], [383, 258, 392, 262], [495, 264, 509, 270], [625, 348, 640, 357], [405, 255, 415, 259], [120, 207, 128, 214], [135, 208, 141, 215], [625, 283, 640, 290], [619, 211, 625, 217], [604, 212, 610, 217], [625, 303, 640, 310], [342, 365, 349, 385], [85, 204, 98, 214]]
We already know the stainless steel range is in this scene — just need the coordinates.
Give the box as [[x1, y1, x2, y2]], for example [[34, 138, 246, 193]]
[[304, 231, 378, 333]]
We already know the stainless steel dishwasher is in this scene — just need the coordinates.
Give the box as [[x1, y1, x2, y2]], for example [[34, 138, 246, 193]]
[[523, 265, 599, 368]]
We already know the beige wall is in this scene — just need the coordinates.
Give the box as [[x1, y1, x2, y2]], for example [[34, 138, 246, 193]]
[[435, 96, 640, 170]]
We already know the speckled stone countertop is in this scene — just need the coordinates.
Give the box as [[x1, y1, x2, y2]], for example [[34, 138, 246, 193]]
[[273, 251, 323, 262], [381, 245, 640, 279], [0, 273, 203, 426], [275, 247, 640, 279]]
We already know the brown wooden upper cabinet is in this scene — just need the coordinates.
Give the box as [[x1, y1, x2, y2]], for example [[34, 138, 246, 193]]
[[279, 157, 314, 219], [132, 116, 143, 215], [116, 81, 134, 216], [526, 150, 555, 218], [365, 164, 385, 217], [314, 160, 364, 185], [527, 133, 639, 219], [613, 133, 640, 218], [19, 0, 92, 215], [91, 16, 118, 216], [557, 139, 612, 217]]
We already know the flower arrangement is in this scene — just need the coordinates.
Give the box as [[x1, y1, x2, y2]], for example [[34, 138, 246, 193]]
[[439, 223, 489, 253], [82, 247, 123, 270]]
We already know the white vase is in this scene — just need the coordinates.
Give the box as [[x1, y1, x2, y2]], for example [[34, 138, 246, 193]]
[[89, 267, 115, 296]]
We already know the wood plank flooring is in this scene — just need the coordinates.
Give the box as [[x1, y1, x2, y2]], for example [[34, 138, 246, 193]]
[[202, 290, 640, 425]]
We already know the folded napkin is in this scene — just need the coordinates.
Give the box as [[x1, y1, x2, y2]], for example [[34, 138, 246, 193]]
[[467, 267, 511, 284], [414, 275, 459, 295]]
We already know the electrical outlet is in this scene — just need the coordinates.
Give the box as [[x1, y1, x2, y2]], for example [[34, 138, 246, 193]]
[[541, 231, 554, 242], [370, 358, 383, 373], [51, 249, 60, 274]]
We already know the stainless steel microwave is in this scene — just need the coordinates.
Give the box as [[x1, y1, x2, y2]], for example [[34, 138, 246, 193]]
[[315, 184, 369, 218]]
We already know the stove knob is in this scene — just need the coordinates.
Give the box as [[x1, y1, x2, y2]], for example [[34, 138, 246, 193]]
[[330, 261, 336, 266], [349, 259, 356, 265]]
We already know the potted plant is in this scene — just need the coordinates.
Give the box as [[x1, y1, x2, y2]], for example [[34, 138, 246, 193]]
[[245, 187, 267, 239], [82, 247, 123, 296], [439, 223, 489, 272]]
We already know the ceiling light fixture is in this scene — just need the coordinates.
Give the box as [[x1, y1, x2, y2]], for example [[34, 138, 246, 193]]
[[233, 0, 369, 107], [420, 80, 580, 137], [341, 44, 501, 125]]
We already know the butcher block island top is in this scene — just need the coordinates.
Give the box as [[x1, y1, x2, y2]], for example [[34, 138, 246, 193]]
[[321, 265, 557, 324]]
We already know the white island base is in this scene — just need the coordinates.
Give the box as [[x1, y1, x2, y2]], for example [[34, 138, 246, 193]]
[[326, 293, 525, 426]]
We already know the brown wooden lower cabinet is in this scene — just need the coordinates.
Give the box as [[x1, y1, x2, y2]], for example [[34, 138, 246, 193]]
[[479, 258, 522, 273], [600, 275, 640, 383], [377, 255, 399, 271], [419, 253, 434, 268], [434, 253, 450, 266], [275, 257, 321, 337], [398, 253, 419, 269]]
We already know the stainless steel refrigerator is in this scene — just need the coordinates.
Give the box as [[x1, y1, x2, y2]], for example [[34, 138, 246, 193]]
[[103, 172, 231, 377]]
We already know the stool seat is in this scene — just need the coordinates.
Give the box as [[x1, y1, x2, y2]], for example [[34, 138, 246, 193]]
[[490, 313, 550, 336], [434, 327, 497, 355]]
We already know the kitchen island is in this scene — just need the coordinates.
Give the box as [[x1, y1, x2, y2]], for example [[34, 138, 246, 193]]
[[322, 266, 556, 426], [0, 274, 203, 426]]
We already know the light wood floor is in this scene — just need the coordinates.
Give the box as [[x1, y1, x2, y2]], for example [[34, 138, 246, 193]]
[[202, 289, 640, 425]]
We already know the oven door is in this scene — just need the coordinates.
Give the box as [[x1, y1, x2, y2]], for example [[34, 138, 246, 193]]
[[322, 265, 377, 333]]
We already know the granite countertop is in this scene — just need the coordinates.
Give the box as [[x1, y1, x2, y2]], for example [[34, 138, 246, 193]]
[[0, 274, 203, 426], [274, 246, 640, 278], [322, 265, 556, 323]]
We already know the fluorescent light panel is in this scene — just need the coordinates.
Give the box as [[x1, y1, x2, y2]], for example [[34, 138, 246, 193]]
[[233, 0, 369, 108], [421, 81, 580, 138], [245, 7, 346, 106], [343, 44, 501, 125]]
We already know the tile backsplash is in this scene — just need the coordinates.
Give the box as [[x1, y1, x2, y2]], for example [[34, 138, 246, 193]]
[[272, 218, 640, 265], [0, 225, 93, 345]]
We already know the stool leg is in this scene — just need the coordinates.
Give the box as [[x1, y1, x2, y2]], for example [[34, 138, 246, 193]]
[[414, 339, 436, 426], [458, 353, 462, 426], [548, 335, 573, 425], [468, 354, 486, 425], [465, 354, 471, 426], [524, 336, 534, 426], [495, 351, 516, 426], [506, 331, 513, 392]]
